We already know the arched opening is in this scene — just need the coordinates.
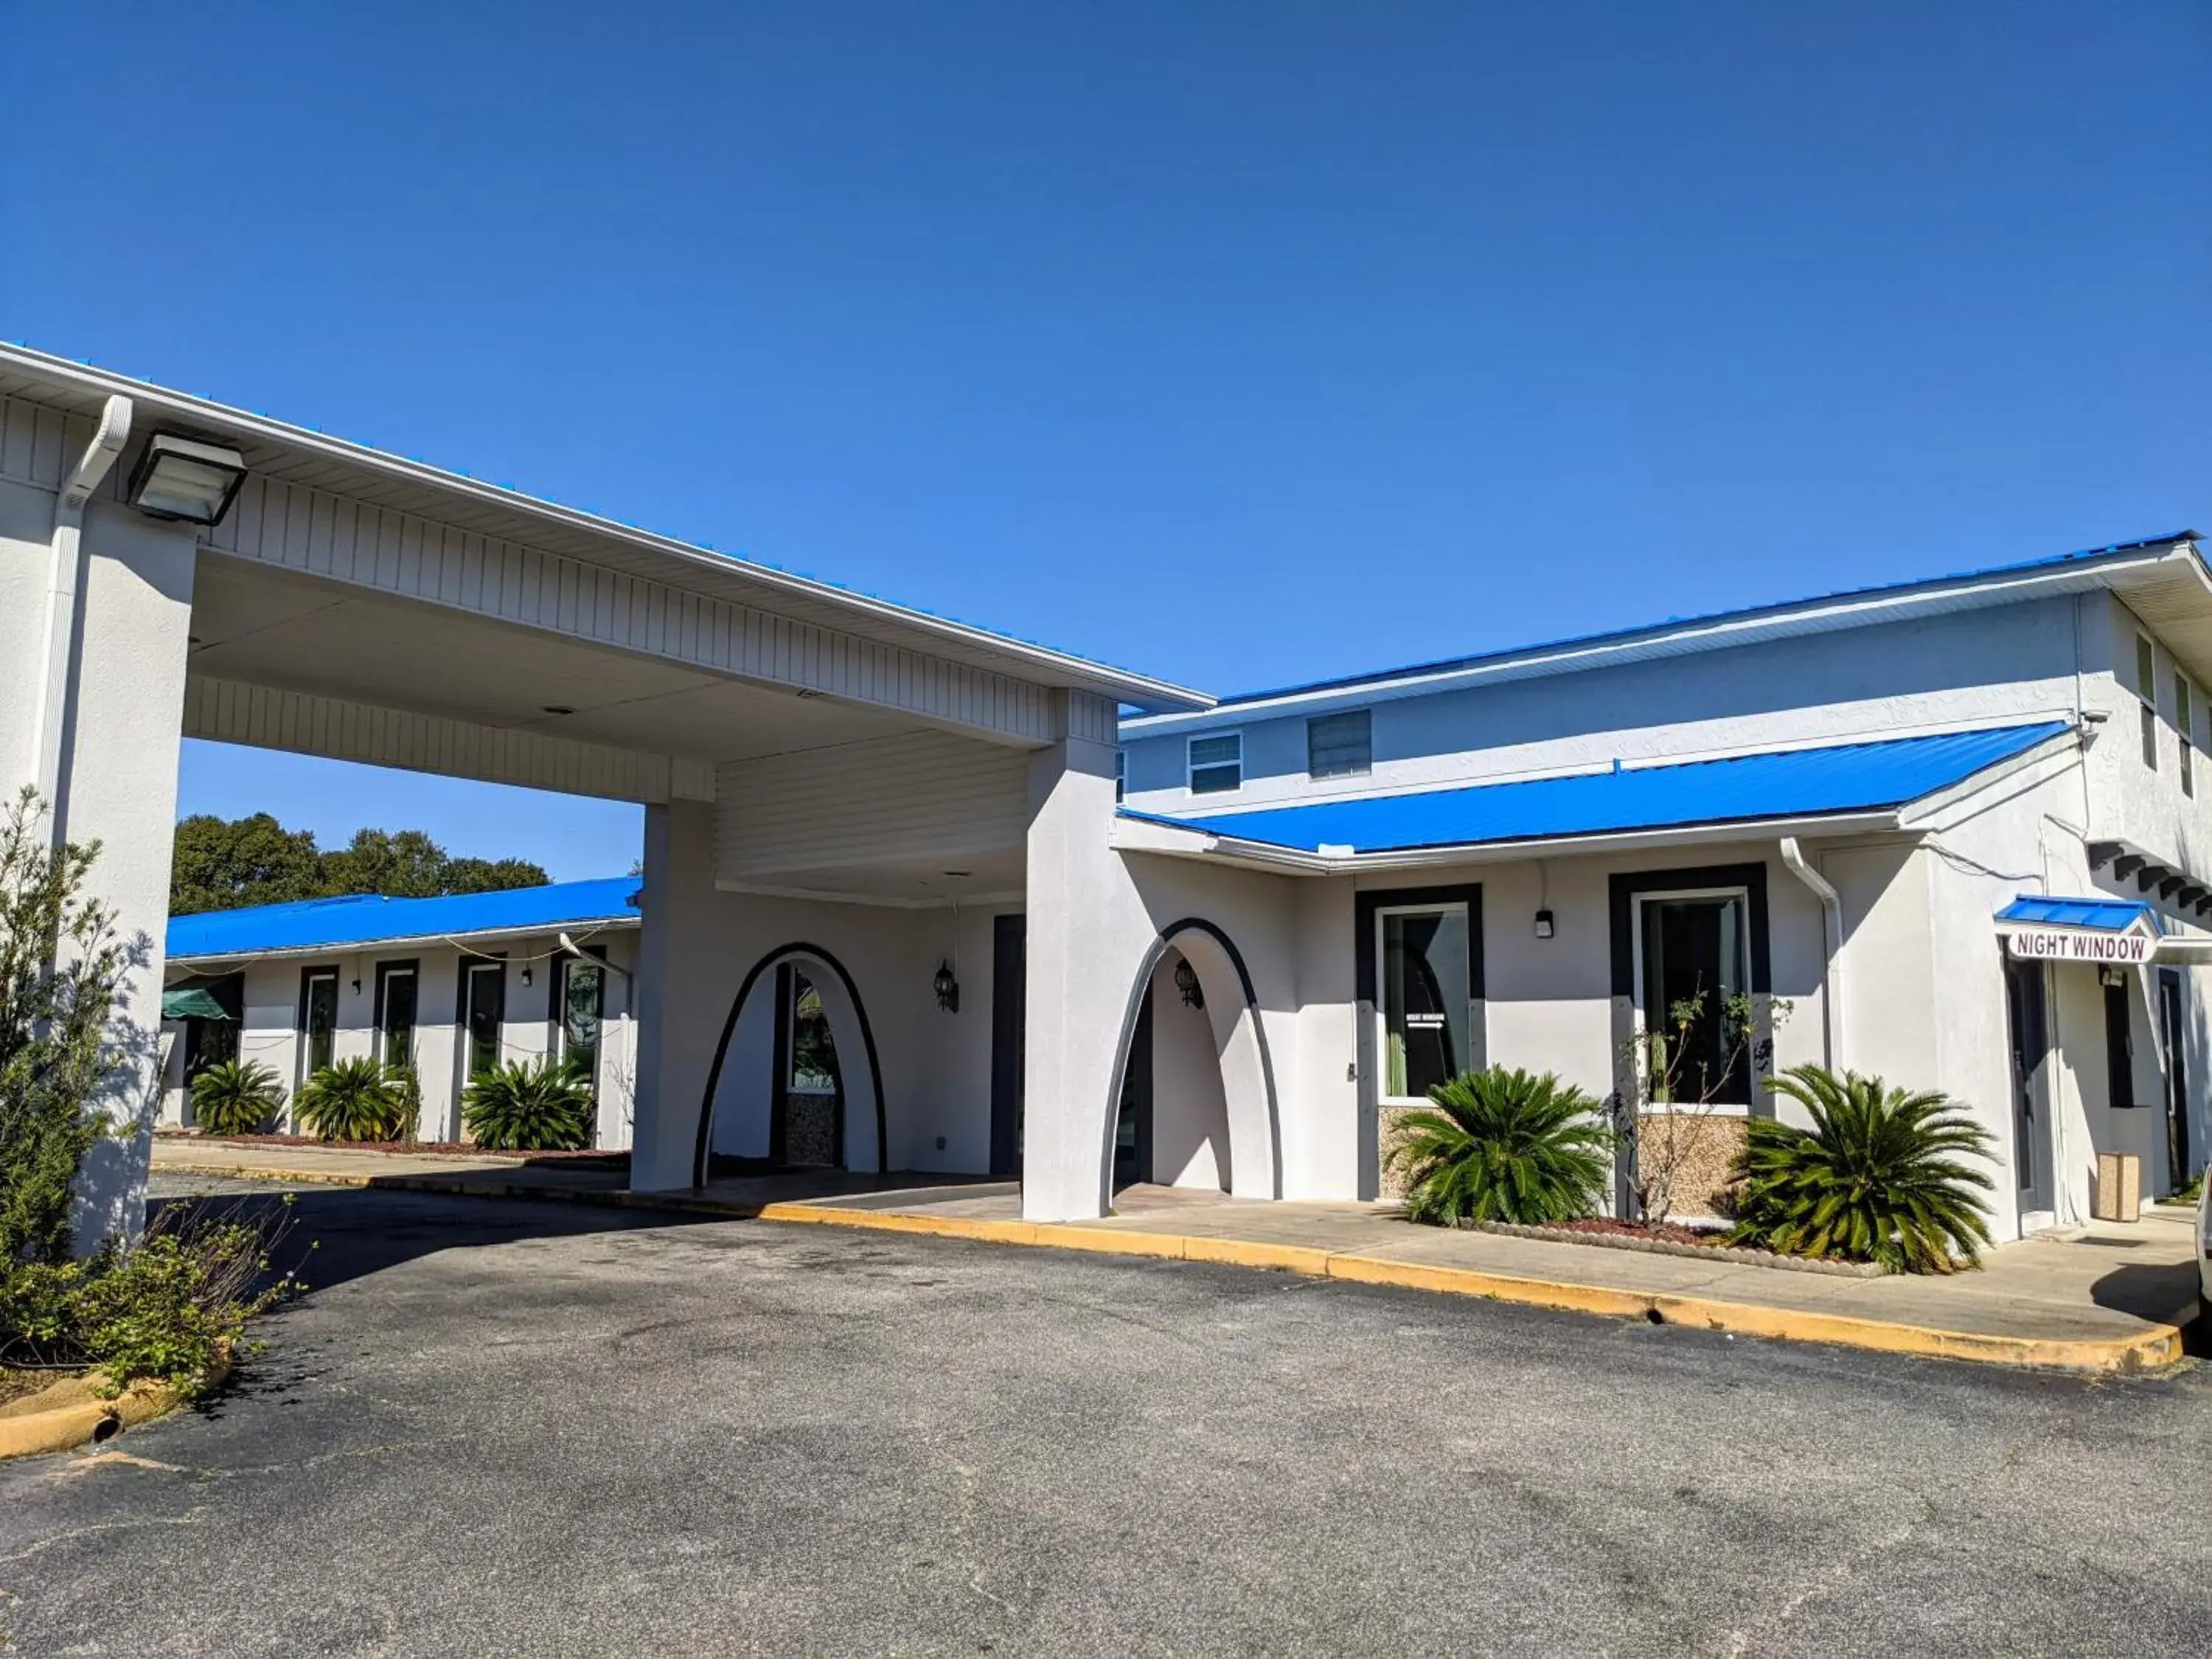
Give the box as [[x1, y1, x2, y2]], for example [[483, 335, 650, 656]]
[[1101, 919, 1280, 1212], [692, 943, 886, 1186]]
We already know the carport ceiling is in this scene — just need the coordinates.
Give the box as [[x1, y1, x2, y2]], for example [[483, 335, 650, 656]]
[[187, 554, 941, 763]]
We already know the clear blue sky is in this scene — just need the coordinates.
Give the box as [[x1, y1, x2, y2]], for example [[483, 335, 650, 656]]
[[4, 3, 2205, 880]]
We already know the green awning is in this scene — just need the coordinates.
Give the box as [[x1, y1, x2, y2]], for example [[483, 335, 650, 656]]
[[161, 987, 232, 1023]]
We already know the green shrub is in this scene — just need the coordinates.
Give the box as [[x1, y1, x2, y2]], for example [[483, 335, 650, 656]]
[[462, 1056, 593, 1151], [293, 1057, 410, 1143], [0, 787, 128, 1264], [1728, 1065, 1994, 1273], [386, 1062, 423, 1144], [0, 1198, 300, 1394], [1388, 1067, 1616, 1226], [189, 1059, 285, 1136]]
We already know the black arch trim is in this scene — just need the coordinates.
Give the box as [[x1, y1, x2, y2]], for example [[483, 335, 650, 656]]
[[1099, 917, 1283, 1213], [692, 942, 888, 1188]]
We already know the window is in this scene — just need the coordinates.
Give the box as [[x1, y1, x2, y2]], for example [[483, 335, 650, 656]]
[[557, 955, 605, 1090], [1636, 892, 1752, 1107], [461, 959, 505, 1079], [1377, 905, 1472, 1103], [1115, 748, 1125, 803], [2138, 635, 2158, 771], [2179, 675, 2196, 797], [1188, 733, 1242, 795], [299, 968, 338, 1084], [374, 962, 418, 1071], [787, 971, 838, 1096], [1307, 710, 1373, 779]]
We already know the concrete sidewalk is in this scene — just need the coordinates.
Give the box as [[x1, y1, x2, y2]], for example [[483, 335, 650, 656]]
[[150, 1138, 2202, 1373]]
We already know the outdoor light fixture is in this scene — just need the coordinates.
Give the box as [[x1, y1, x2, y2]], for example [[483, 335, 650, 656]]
[[521, 964, 533, 987], [1174, 959, 1205, 1009], [933, 961, 959, 1013], [1534, 908, 1555, 939], [125, 432, 248, 525]]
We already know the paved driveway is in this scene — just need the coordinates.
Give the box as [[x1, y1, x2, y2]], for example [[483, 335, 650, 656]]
[[4, 1179, 2209, 1658]]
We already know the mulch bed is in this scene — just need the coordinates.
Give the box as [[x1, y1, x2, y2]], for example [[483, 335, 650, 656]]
[[1539, 1217, 1728, 1248], [1453, 1217, 1890, 1277], [156, 1130, 627, 1168]]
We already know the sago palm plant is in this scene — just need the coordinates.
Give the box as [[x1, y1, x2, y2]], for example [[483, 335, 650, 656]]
[[462, 1056, 594, 1152], [187, 1058, 285, 1136], [1388, 1067, 1615, 1226], [1728, 1065, 1994, 1273], [293, 1057, 410, 1143]]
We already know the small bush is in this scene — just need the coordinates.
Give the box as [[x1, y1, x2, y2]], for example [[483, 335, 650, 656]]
[[293, 1057, 410, 1143], [1389, 1067, 1616, 1226], [189, 1058, 285, 1136], [0, 1199, 300, 1394], [462, 1056, 593, 1151], [1728, 1065, 1994, 1273]]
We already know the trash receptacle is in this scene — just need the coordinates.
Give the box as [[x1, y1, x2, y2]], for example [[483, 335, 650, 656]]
[[2094, 1152, 2141, 1223]]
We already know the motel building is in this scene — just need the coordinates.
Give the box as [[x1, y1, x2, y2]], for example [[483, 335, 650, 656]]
[[1, 342, 2207, 1248]]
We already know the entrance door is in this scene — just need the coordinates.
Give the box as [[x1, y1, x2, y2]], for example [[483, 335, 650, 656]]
[[2159, 968, 2191, 1194], [989, 915, 1025, 1176], [2005, 957, 2055, 1219], [1113, 995, 1153, 1189], [771, 965, 842, 1167]]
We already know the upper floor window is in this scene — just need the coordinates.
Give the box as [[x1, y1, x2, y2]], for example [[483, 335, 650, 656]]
[[1307, 709, 1373, 779], [1188, 734, 1242, 795], [2179, 674, 2197, 798], [1115, 748, 1125, 803], [2137, 636, 2158, 771]]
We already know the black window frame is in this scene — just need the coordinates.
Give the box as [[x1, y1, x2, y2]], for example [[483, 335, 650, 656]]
[[1307, 709, 1374, 780], [457, 953, 507, 1084], [296, 964, 340, 1090], [372, 959, 420, 1073]]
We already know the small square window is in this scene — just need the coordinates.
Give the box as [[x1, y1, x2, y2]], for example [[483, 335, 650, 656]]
[[1189, 733, 1242, 795], [1307, 710, 1373, 779]]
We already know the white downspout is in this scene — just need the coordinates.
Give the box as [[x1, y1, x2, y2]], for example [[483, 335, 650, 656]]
[[33, 394, 133, 841], [1779, 837, 1843, 1071]]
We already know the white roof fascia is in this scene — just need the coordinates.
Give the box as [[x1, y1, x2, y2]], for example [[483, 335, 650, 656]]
[[166, 912, 641, 971], [0, 344, 1211, 715], [1121, 543, 2199, 739], [1112, 809, 1907, 876]]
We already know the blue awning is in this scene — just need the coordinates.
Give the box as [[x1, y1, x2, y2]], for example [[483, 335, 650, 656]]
[[1124, 721, 2070, 857], [1994, 895, 2156, 933]]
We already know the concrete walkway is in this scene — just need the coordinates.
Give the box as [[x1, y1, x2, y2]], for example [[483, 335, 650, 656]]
[[149, 1138, 2202, 1372]]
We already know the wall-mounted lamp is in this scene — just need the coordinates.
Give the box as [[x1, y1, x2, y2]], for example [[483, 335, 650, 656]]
[[1173, 958, 1205, 1009], [933, 961, 959, 1013], [126, 432, 248, 525], [521, 964, 534, 987], [1534, 909, 1555, 940], [350, 976, 361, 994]]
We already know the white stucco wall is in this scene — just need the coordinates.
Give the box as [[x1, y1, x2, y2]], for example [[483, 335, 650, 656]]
[[163, 931, 639, 1148], [1147, 953, 1232, 1190]]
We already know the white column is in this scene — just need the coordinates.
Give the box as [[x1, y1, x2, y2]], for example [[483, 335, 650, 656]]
[[0, 485, 199, 1251], [628, 797, 718, 1189], [1020, 694, 1146, 1221]]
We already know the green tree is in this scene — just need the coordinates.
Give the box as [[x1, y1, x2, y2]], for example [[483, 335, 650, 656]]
[[170, 816, 549, 914], [0, 788, 134, 1263], [170, 812, 323, 914]]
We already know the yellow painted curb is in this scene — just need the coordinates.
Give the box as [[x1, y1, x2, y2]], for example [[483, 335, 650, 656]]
[[152, 1163, 375, 1187], [0, 1348, 232, 1461], [760, 1203, 2188, 1375]]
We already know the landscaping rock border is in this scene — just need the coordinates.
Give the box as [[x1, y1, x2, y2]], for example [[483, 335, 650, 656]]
[[1461, 1219, 1890, 1278]]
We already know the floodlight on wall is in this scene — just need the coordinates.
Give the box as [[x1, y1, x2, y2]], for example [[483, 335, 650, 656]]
[[1173, 958, 1205, 1009], [1534, 908, 1555, 939], [933, 961, 960, 1013], [125, 432, 248, 525]]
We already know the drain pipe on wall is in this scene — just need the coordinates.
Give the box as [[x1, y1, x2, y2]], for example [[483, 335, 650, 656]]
[[33, 394, 133, 844], [1778, 837, 1843, 1071]]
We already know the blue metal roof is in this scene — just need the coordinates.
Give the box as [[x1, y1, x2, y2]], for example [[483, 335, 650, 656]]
[[1124, 722, 2071, 856], [167, 877, 641, 961], [1993, 895, 2155, 933], [1182, 534, 2203, 713]]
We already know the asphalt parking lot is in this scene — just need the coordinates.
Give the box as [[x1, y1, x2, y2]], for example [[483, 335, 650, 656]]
[[4, 1177, 2209, 1658]]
